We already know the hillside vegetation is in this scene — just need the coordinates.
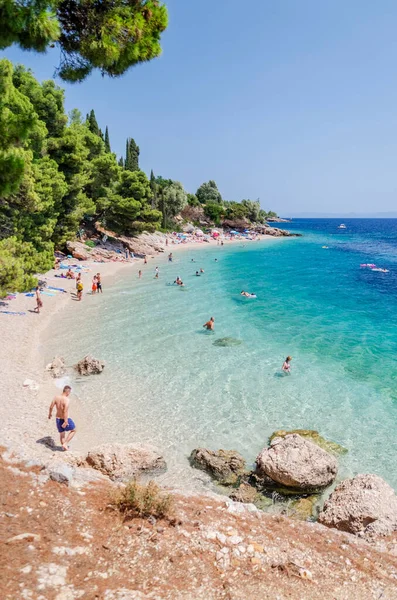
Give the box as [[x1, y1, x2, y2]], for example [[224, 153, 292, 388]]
[[0, 59, 277, 296]]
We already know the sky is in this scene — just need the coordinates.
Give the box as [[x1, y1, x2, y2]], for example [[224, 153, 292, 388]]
[[3, 0, 397, 216]]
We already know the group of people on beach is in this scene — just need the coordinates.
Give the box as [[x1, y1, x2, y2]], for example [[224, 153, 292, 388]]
[[47, 244, 292, 452]]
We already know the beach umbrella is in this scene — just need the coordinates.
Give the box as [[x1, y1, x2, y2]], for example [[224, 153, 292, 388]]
[[195, 229, 204, 236], [230, 230, 239, 235]]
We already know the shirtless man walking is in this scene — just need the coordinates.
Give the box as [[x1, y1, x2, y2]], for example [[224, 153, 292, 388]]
[[48, 386, 76, 451]]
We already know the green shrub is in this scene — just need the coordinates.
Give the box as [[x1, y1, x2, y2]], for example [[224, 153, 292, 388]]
[[116, 480, 173, 519], [84, 240, 96, 248]]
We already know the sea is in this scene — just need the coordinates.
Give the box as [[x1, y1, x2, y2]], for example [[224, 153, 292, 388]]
[[44, 219, 397, 492]]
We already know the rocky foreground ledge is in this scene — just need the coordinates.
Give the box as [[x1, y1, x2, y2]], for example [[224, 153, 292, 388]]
[[1, 452, 397, 600]]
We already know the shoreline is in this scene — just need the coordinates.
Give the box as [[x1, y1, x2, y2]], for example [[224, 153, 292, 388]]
[[0, 234, 279, 468]]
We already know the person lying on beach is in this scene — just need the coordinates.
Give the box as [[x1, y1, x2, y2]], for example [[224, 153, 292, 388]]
[[203, 317, 215, 330], [48, 385, 76, 451], [34, 286, 43, 313], [66, 268, 75, 279], [282, 356, 292, 373]]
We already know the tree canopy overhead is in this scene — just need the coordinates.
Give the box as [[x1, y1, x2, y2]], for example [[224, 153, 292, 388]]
[[0, 0, 169, 82]]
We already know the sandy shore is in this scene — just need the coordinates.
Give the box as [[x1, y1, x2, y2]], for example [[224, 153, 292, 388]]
[[0, 234, 276, 466]]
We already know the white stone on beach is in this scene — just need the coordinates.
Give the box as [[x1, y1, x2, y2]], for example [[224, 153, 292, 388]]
[[6, 532, 41, 544]]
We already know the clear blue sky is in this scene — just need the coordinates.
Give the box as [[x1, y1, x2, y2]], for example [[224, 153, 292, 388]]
[[3, 0, 397, 215]]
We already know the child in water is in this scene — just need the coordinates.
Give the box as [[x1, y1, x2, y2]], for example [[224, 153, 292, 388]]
[[282, 356, 292, 373]]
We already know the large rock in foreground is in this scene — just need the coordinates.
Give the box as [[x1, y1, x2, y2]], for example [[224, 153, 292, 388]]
[[269, 429, 347, 456], [86, 444, 166, 481], [190, 448, 246, 485], [319, 474, 397, 538], [256, 434, 338, 491], [75, 355, 105, 376]]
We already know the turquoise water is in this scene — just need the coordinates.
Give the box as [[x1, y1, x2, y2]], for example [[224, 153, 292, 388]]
[[44, 221, 397, 491]]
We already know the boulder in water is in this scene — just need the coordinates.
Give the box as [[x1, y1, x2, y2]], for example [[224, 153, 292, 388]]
[[190, 448, 246, 485], [269, 429, 348, 456], [318, 474, 397, 538], [46, 356, 66, 379], [86, 443, 166, 481], [256, 433, 338, 492], [75, 355, 105, 376], [229, 483, 258, 504], [213, 337, 243, 347]]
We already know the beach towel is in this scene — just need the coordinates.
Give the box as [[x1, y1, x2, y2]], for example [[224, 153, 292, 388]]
[[0, 310, 26, 315], [48, 286, 67, 292]]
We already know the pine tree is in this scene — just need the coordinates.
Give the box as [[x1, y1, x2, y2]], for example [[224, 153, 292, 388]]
[[125, 137, 139, 171], [87, 109, 100, 136], [104, 126, 111, 153], [118, 157, 124, 168]]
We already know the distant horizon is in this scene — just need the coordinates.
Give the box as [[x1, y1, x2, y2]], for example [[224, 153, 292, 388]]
[[285, 212, 397, 219]]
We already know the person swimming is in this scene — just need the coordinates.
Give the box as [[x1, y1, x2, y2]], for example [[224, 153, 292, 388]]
[[195, 271, 200, 276], [200, 268, 204, 273], [282, 356, 292, 373], [203, 316, 215, 331]]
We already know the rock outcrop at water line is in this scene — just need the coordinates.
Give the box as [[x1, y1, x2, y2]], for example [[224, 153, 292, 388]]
[[85, 443, 166, 481], [269, 429, 348, 457], [229, 483, 259, 504], [190, 448, 247, 485], [254, 225, 302, 237], [256, 434, 338, 492], [318, 474, 397, 539], [75, 355, 105, 376], [46, 356, 66, 379]]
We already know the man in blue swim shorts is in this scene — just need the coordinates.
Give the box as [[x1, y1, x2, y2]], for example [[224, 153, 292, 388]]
[[48, 385, 76, 451]]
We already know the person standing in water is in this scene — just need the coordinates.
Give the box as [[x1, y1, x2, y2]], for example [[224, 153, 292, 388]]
[[144, 256, 148, 264], [138, 270, 142, 278], [96, 273, 102, 293], [203, 317, 215, 331], [48, 385, 76, 451], [92, 275, 97, 294], [155, 266, 159, 279], [282, 356, 292, 373]]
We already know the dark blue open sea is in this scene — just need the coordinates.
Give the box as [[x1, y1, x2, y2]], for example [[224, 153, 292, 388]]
[[45, 219, 397, 490]]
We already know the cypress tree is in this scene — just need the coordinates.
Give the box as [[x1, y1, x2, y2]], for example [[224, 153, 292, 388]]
[[150, 169, 157, 208], [104, 126, 111, 153], [125, 138, 130, 169], [118, 157, 124, 168], [125, 137, 140, 172], [87, 109, 100, 136]]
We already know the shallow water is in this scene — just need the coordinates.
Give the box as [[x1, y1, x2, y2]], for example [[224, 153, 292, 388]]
[[44, 220, 397, 491]]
